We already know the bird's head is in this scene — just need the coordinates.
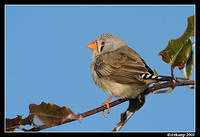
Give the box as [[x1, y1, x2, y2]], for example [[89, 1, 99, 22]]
[[87, 34, 127, 54]]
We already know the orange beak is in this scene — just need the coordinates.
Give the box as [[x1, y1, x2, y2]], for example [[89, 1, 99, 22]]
[[86, 41, 97, 50]]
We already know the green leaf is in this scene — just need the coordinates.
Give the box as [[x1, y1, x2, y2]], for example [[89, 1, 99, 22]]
[[159, 15, 194, 67], [153, 69, 159, 76], [186, 50, 194, 77], [29, 102, 82, 127], [172, 39, 192, 68]]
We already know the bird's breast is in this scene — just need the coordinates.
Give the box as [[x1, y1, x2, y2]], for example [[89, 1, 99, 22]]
[[91, 61, 148, 99]]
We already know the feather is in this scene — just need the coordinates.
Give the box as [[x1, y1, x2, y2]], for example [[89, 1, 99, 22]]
[[94, 46, 149, 84]]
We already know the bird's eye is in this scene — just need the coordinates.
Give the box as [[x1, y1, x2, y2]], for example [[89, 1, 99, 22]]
[[101, 41, 105, 45]]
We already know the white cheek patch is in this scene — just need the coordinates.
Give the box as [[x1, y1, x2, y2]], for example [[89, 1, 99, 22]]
[[98, 45, 104, 53], [97, 46, 101, 53]]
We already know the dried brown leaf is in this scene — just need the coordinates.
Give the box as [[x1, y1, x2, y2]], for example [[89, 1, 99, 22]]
[[29, 102, 82, 127], [6, 115, 23, 131]]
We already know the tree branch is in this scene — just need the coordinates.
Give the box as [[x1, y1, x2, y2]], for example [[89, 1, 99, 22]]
[[24, 79, 194, 131]]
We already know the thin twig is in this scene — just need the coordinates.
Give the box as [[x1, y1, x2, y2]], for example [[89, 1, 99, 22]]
[[171, 66, 175, 80], [26, 79, 194, 131]]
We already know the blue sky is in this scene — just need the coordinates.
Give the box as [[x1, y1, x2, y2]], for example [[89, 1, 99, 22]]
[[5, 5, 195, 132]]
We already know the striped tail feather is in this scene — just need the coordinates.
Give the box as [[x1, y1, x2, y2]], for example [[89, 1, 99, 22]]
[[140, 73, 172, 81]]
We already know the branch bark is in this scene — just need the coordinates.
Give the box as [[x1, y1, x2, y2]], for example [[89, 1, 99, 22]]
[[24, 79, 194, 131]]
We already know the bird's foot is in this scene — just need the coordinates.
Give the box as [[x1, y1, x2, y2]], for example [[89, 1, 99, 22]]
[[101, 94, 114, 118]]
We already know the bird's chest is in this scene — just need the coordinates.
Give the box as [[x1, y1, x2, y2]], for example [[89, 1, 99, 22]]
[[91, 61, 145, 99]]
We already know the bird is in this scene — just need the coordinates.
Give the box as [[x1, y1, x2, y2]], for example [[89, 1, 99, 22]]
[[86, 34, 172, 118]]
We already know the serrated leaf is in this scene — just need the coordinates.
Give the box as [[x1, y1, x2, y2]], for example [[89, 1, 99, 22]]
[[186, 50, 194, 77], [159, 15, 194, 67], [29, 102, 82, 127]]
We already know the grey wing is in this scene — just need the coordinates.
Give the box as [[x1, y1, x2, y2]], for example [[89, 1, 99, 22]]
[[94, 46, 149, 84]]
